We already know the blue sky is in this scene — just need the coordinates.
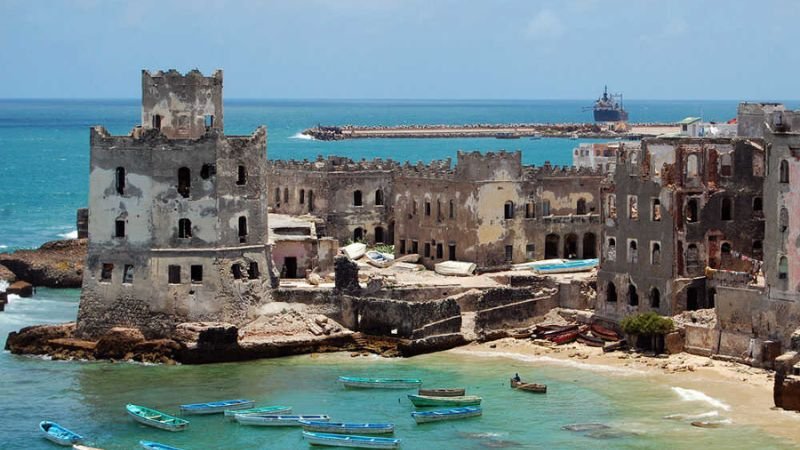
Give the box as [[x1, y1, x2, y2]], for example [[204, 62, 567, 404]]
[[0, 0, 797, 100]]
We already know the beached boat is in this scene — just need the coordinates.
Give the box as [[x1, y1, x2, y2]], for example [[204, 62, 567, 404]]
[[125, 404, 189, 432], [532, 258, 598, 274], [578, 332, 605, 347], [140, 441, 184, 450], [302, 431, 401, 449], [179, 398, 254, 415], [40, 421, 83, 446], [550, 329, 579, 345], [541, 324, 578, 338], [224, 405, 292, 420], [590, 323, 621, 341], [365, 251, 395, 268], [418, 388, 465, 397], [433, 260, 476, 276], [510, 379, 547, 393], [510, 329, 532, 339], [300, 420, 395, 435], [338, 376, 422, 389], [602, 339, 627, 353], [235, 414, 330, 426], [411, 406, 482, 424], [408, 394, 482, 407], [341, 242, 367, 260]]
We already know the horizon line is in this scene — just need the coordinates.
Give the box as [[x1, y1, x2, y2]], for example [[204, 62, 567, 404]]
[[0, 97, 798, 103]]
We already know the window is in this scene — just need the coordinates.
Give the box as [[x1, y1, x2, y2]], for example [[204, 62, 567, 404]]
[[686, 198, 698, 223], [200, 163, 215, 179], [628, 196, 639, 220], [412, 200, 418, 216], [101, 263, 113, 282], [504, 201, 515, 219], [152, 114, 162, 130], [607, 195, 616, 219], [425, 201, 431, 217], [448, 244, 456, 260], [779, 256, 789, 280], [687, 244, 700, 268], [650, 287, 661, 308], [721, 197, 733, 221], [525, 202, 534, 219], [204, 114, 214, 128], [308, 190, 314, 212], [628, 239, 638, 264], [248, 262, 260, 279], [375, 226, 385, 244], [526, 244, 535, 260], [231, 263, 242, 280], [753, 197, 763, 216], [606, 237, 616, 261], [545, 234, 559, 259], [449, 200, 455, 219], [283, 187, 289, 204], [115, 220, 125, 238], [424, 243, 431, 258], [576, 198, 586, 215], [437, 243, 443, 259], [354, 190, 363, 206], [652, 199, 661, 221], [237, 165, 247, 185], [720, 153, 732, 177], [238, 216, 248, 243], [753, 240, 763, 258], [300, 189, 305, 204], [123, 264, 134, 284], [780, 207, 789, 232], [542, 200, 551, 216], [178, 219, 192, 239], [686, 154, 699, 178], [375, 189, 384, 206], [437, 200, 442, 222], [780, 159, 789, 183], [115, 167, 126, 195], [168, 265, 181, 284], [191, 265, 203, 284], [583, 233, 597, 259], [399, 239, 406, 254], [651, 242, 661, 265], [628, 284, 638, 306], [607, 282, 617, 302], [411, 240, 419, 254], [178, 167, 191, 198], [275, 187, 281, 206], [505, 245, 513, 262], [353, 227, 364, 242]]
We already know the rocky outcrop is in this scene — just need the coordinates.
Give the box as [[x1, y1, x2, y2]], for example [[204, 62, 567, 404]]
[[0, 239, 86, 288], [94, 327, 146, 359], [0, 264, 16, 283], [7, 281, 33, 297]]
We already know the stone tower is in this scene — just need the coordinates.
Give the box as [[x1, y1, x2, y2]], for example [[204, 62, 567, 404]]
[[77, 69, 274, 338]]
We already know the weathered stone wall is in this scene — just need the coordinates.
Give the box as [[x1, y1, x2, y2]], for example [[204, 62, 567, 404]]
[[141, 69, 223, 139], [340, 296, 461, 339], [475, 290, 559, 332]]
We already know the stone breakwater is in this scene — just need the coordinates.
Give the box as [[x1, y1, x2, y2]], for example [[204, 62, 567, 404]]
[[303, 123, 678, 141]]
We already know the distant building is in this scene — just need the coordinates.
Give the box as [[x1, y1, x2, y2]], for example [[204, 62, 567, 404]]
[[572, 142, 630, 174]]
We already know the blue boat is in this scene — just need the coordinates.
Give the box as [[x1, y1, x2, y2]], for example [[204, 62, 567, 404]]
[[179, 398, 254, 415], [224, 405, 292, 420], [514, 258, 599, 274], [300, 420, 395, 435], [302, 431, 401, 449], [236, 414, 330, 426], [140, 441, 184, 450], [126, 404, 189, 431], [39, 421, 83, 446], [338, 376, 422, 389], [411, 406, 482, 424]]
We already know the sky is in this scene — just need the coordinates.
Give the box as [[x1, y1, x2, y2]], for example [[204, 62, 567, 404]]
[[0, 0, 798, 100]]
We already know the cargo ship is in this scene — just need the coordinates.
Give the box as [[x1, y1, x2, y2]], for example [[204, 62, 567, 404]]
[[592, 86, 628, 122]]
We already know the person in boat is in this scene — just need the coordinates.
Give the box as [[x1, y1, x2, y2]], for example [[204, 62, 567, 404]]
[[513, 373, 521, 382]]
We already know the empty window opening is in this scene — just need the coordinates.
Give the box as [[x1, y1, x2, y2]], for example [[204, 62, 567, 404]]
[[237, 165, 247, 185], [177, 167, 191, 198], [115, 220, 125, 238], [411, 240, 419, 254], [412, 200, 418, 215], [542, 200, 551, 216], [576, 198, 587, 215], [607, 194, 617, 219], [191, 265, 203, 284], [238, 216, 248, 243], [583, 233, 597, 259], [504, 201, 515, 219], [752, 240, 763, 258], [449, 200, 455, 219], [720, 153, 732, 177], [424, 243, 431, 258], [115, 167, 126, 195], [651, 242, 661, 265], [780, 159, 790, 183], [100, 263, 113, 282], [686, 198, 699, 223], [300, 189, 305, 204], [200, 163, 215, 179], [425, 201, 431, 216], [283, 187, 289, 204], [178, 218, 192, 239], [708, 288, 716, 309], [399, 239, 406, 254], [505, 245, 513, 262], [168, 265, 181, 284], [628, 240, 638, 264], [652, 199, 661, 221], [232, 263, 243, 280], [274, 187, 281, 206], [375, 189, 384, 206], [526, 244, 536, 260], [606, 237, 617, 261], [779, 256, 789, 280], [353, 227, 364, 242], [152, 114, 162, 130], [308, 190, 314, 212], [123, 264, 134, 284], [248, 262, 260, 279], [353, 190, 363, 206], [525, 202, 535, 219], [607, 282, 617, 303], [721, 197, 733, 221], [686, 154, 699, 178], [753, 197, 763, 215], [650, 288, 660, 309], [545, 234, 560, 259], [687, 287, 699, 311], [204, 115, 214, 128], [282, 257, 298, 279], [628, 284, 639, 306], [686, 244, 700, 269], [375, 226, 385, 244], [436, 243, 443, 259], [437, 200, 442, 222], [448, 244, 456, 260], [781, 207, 789, 232], [564, 233, 578, 259], [628, 196, 639, 220]]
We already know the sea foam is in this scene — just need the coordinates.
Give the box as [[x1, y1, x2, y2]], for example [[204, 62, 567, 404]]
[[450, 349, 645, 375], [289, 132, 315, 140], [58, 230, 78, 239], [671, 387, 730, 411]]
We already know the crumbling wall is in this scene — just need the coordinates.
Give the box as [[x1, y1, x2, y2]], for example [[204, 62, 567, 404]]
[[340, 296, 461, 339]]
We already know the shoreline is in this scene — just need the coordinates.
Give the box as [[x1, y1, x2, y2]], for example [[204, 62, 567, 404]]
[[448, 338, 800, 444]]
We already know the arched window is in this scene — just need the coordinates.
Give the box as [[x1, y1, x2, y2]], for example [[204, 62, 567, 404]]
[[779, 256, 789, 280], [721, 197, 733, 221], [720, 153, 732, 177], [628, 240, 638, 264], [582, 233, 597, 259], [274, 187, 281, 205], [353, 227, 364, 242], [564, 233, 578, 259], [687, 244, 699, 268], [354, 190, 363, 206], [780, 207, 789, 232], [375, 226, 385, 244], [449, 200, 455, 219], [607, 282, 617, 303], [375, 189, 384, 206], [651, 242, 661, 265], [178, 167, 191, 198], [201, 163, 214, 179], [283, 187, 289, 204], [686, 154, 699, 178], [652, 199, 661, 221], [628, 196, 639, 220], [606, 237, 616, 261], [178, 218, 192, 238], [650, 287, 661, 308], [300, 189, 305, 204], [545, 234, 560, 259], [686, 198, 698, 223], [238, 216, 248, 243], [231, 263, 242, 280], [576, 198, 587, 215], [628, 284, 639, 306], [115, 167, 126, 195], [504, 201, 515, 219], [525, 202, 534, 218], [780, 159, 789, 183]]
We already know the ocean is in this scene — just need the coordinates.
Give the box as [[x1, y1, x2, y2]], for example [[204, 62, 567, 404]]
[[1, 99, 799, 449]]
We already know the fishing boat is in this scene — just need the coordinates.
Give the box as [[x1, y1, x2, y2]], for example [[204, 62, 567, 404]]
[[590, 323, 621, 341], [418, 388, 465, 397], [224, 405, 292, 420], [407, 394, 482, 407], [495, 132, 521, 140], [365, 251, 395, 268], [125, 404, 189, 432], [577, 332, 605, 347], [140, 441, 184, 450], [602, 339, 627, 353], [235, 414, 330, 426], [341, 242, 367, 260], [510, 379, 547, 393], [433, 260, 476, 276], [300, 420, 395, 435], [530, 133, 543, 140], [40, 421, 83, 446], [338, 376, 422, 389], [532, 258, 599, 274], [179, 398, 254, 415], [510, 329, 532, 339], [549, 328, 579, 345], [411, 406, 482, 424], [302, 431, 401, 449]]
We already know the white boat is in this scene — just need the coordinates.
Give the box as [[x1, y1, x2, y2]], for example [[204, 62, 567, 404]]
[[365, 251, 395, 268], [411, 406, 482, 424], [300, 420, 395, 435], [224, 405, 292, 420], [179, 398, 254, 415], [302, 431, 401, 449], [434, 261, 476, 276], [235, 414, 330, 426], [341, 242, 367, 260]]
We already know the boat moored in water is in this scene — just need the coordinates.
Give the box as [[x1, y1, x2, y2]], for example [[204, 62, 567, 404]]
[[411, 406, 482, 424], [338, 376, 422, 389], [510, 379, 547, 393], [40, 421, 83, 446], [140, 441, 184, 450], [300, 420, 395, 435], [179, 398, 254, 415], [224, 405, 292, 420], [417, 388, 466, 397], [236, 414, 330, 426], [408, 394, 482, 407], [302, 431, 401, 449], [126, 404, 189, 432]]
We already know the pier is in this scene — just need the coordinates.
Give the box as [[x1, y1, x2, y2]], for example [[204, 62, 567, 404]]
[[302, 123, 680, 141]]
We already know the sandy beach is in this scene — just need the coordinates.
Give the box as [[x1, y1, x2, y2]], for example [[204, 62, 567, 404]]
[[450, 338, 800, 444]]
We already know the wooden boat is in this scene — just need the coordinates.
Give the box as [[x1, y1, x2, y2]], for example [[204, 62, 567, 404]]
[[300, 420, 395, 435], [411, 406, 482, 424], [510, 379, 547, 393], [235, 414, 330, 426], [533, 258, 598, 274], [140, 441, 184, 450], [179, 398, 254, 415], [365, 251, 395, 268], [338, 376, 422, 389], [40, 421, 83, 446], [541, 324, 578, 338], [302, 431, 401, 449], [602, 339, 627, 353], [418, 388, 465, 397], [224, 405, 292, 420], [433, 260, 476, 276], [510, 329, 532, 339], [577, 332, 605, 347], [549, 329, 579, 345], [591, 323, 621, 341], [407, 394, 482, 407], [126, 404, 189, 432], [691, 420, 725, 429]]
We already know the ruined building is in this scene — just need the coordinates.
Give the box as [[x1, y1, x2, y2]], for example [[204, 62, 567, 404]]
[[77, 70, 273, 338]]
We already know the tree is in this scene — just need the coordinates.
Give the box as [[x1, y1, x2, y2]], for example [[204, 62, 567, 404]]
[[620, 312, 674, 353]]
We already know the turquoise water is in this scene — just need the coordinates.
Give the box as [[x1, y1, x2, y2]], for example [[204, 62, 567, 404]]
[[0, 289, 796, 449], [4, 98, 800, 251]]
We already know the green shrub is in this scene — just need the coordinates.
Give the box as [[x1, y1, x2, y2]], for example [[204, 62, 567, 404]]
[[620, 311, 674, 336], [372, 244, 395, 254]]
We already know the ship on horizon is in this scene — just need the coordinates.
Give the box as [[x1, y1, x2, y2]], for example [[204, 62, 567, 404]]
[[591, 86, 628, 122]]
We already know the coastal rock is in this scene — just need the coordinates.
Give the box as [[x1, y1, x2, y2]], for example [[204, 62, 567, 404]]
[[7, 280, 33, 297], [94, 327, 146, 359], [0, 239, 86, 288], [5, 322, 76, 354], [334, 255, 360, 293], [0, 264, 16, 283]]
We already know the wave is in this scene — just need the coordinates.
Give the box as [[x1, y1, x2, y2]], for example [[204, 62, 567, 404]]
[[663, 410, 719, 420], [0, 244, 7, 249], [289, 132, 315, 140], [671, 387, 730, 411], [0, 280, 8, 291], [449, 349, 645, 375], [58, 230, 78, 239]]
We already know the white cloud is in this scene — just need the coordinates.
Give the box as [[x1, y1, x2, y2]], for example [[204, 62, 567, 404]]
[[525, 9, 565, 41]]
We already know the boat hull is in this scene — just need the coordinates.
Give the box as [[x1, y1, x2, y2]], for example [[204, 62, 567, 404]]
[[594, 109, 628, 122], [236, 414, 330, 426], [417, 388, 465, 397], [300, 421, 395, 435], [140, 441, 184, 450], [511, 379, 547, 393], [179, 399, 254, 415], [411, 406, 482, 424], [40, 421, 83, 446], [303, 431, 401, 449], [338, 376, 422, 389], [408, 394, 482, 407], [224, 405, 292, 420], [126, 405, 189, 432]]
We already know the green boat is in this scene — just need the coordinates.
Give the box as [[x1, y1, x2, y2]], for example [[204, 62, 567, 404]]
[[126, 404, 189, 432], [338, 376, 422, 389], [224, 405, 292, 420], [407, 394, 482, 407]]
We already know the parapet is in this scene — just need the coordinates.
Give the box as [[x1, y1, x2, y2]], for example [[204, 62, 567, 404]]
[[141, 68, 224, 139], [455, 150, 522, 180]]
